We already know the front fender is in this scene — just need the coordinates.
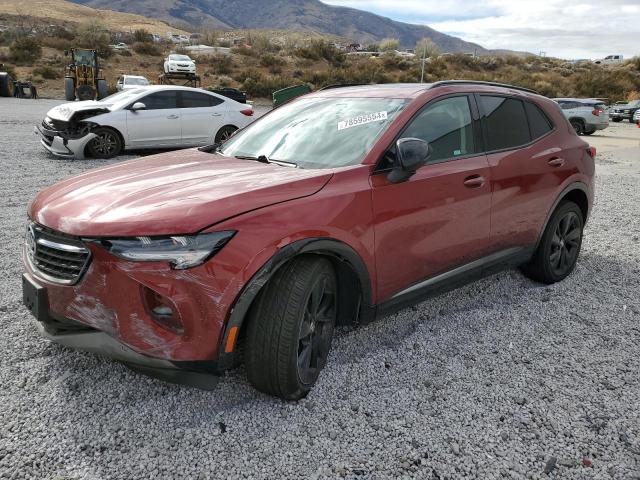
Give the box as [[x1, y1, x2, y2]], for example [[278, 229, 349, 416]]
[[216, 237, 374, 370]]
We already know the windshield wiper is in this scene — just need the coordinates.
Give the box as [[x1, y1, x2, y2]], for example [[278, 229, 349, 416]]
[[235, 154, 271, 163], [234, 155, 298, 168]]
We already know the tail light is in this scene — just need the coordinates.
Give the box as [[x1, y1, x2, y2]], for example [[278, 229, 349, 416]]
[[240, 108, 253, 116], [591, 109, 600, 116], [587, 146, 596, 158]]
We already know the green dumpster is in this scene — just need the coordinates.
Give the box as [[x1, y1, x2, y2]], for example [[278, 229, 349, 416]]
[[272, 84, 312, 107]]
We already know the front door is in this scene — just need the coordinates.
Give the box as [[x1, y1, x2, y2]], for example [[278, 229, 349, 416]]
[[126, 90, 182, 147], [371, 95, 492, 302]]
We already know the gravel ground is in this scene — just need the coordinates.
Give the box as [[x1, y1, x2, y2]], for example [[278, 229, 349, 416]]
[[0, 98, 639, 480]]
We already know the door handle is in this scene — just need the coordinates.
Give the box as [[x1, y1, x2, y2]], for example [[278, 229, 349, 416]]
[[463, 175, 485, 188], [211, 113, 222, 117], [548, 157, 565, 167], [166, 114, 179, 120]]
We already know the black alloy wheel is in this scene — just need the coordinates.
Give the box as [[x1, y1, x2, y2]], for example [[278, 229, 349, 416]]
[[86, 128, 122, 159], [245, 256, 338, 400], [521, 201, 584, 284], [297, 274, 337, 385], [548, 211, 581, 278]]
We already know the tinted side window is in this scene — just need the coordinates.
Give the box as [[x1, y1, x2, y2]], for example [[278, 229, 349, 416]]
[[140, 91, 178, 110], [180, 91, 223, 108], [480, 96, 530, 150], [401, 96, 476, 163], [525, 102, 553, 140]]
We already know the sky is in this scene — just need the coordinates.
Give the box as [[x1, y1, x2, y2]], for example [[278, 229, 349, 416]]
[[321, 0, 638, 59]]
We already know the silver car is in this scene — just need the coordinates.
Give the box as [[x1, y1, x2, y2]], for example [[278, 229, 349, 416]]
[[554, 98, 609, 136], [34, 86, 254, 159], [115, 75, 150, 91]]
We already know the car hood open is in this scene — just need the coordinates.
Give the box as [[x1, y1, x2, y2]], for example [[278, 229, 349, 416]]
[[29, 149, 333, 237]]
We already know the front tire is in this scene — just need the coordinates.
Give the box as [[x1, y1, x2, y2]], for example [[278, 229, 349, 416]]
[[245, 256, 337, 400], [86, 127, 123, 159], [522, 201, 584, 284], [96, 79, 108, 100], [64, 77, 75, 101]]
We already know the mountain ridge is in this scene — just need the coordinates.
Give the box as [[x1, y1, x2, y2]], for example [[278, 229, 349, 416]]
[[68, 0, 488, 53]]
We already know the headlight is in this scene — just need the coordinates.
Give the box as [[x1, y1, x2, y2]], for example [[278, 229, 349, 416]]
[[97, 231, 235, 269]]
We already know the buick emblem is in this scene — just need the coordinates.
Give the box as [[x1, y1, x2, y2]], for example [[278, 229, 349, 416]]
[[26, 225, 37, 261]]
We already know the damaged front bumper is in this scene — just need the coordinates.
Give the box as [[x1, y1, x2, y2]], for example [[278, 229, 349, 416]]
[[34, 123, 96, 160], [23, 272, 221, 389]]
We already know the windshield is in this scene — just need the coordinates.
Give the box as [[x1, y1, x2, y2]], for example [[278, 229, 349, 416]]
[[170, 55, 191, 61], [73, 50, 95, 66], [628, 100, 640, 107], [125, 77, 149, 86], [220, 97, 406, 169], [99, 89, 144, 104]]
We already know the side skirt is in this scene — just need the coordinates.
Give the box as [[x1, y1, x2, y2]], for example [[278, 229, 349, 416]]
[[374, 246, 535, 320]]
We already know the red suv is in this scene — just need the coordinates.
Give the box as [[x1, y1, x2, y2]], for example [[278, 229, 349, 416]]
[[23, 81, 595, 399]]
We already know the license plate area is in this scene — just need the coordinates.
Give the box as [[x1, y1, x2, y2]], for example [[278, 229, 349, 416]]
[[22, 274, 50, 322]]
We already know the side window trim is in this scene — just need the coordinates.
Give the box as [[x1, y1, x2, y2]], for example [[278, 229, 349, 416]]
[[475, 93, 555, 155], [373, 93, 482, 173]]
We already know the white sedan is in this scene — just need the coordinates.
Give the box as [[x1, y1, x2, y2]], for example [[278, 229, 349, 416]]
[[163, 54, 196, 75], [116, 75, 150, 91], [35, 86, 254, 159]]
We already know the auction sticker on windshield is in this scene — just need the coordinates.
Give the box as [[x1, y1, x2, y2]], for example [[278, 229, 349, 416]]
[[338, 111, 388, 131]]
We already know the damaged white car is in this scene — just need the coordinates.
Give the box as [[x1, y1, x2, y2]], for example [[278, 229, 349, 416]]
[[35, 86, 254, 159]]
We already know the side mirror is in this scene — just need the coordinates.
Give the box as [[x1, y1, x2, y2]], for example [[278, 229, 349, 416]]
[[131, 102, 146, 111], [387, 137, 432, 183]]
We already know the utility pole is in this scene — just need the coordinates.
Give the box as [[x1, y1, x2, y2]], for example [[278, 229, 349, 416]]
[[420, 44, 427, 83]]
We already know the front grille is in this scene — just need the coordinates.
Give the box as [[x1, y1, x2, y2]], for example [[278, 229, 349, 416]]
[[25, 223, 91, 285]]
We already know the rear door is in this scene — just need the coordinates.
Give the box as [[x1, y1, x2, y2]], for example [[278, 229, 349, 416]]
[[371, 94, 493, 301], [178, 90, 227, 146], [480, 95, 567, 251], [125, 90, 181, 147]]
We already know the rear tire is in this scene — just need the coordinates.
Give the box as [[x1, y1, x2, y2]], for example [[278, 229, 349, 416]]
[[521, 201, 584, 284], [86, 127, 123, 159], [0, 72, 13, 97], [570, 120, 584, 135], [64, 77, 75, 101], [214, 125, 237, 144], [612, 118, 622, 123], [630, 118, 637, 124], [245, 256, 337, 400], [582, 129, 595, 136], [96, 79, 108, 100]]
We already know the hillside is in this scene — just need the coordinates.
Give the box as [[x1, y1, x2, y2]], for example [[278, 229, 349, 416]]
[[0, 0, 188, 36], [68, 0, 487, 53]]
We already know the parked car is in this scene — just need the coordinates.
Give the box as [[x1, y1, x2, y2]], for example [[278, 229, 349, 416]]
[[163, 54, 196, 76], [34, 86, 253, 159], [594, 54, 623, 65], [553, 98, 609, 135], [24, 81, 595, 399], [109, 42, 128, 51], [115, 75, 150, 91], [609, 99, 640, 123], [633, 109, 640, 124]]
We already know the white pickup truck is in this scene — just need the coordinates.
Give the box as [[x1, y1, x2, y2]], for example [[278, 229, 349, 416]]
[[594, 55, 623, 65]]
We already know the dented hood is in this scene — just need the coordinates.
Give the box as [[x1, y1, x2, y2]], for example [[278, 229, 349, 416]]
[[46, 101, 111, 121], [29, 149, 333, 237]]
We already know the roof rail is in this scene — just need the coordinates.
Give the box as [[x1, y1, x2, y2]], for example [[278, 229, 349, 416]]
[[319, 83, 369, 90], [430, 80, 539, 95]]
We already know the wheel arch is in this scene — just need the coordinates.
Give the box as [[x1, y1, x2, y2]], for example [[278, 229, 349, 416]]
[[216, 237, 374, 370], [536, 182, 590, 248]]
